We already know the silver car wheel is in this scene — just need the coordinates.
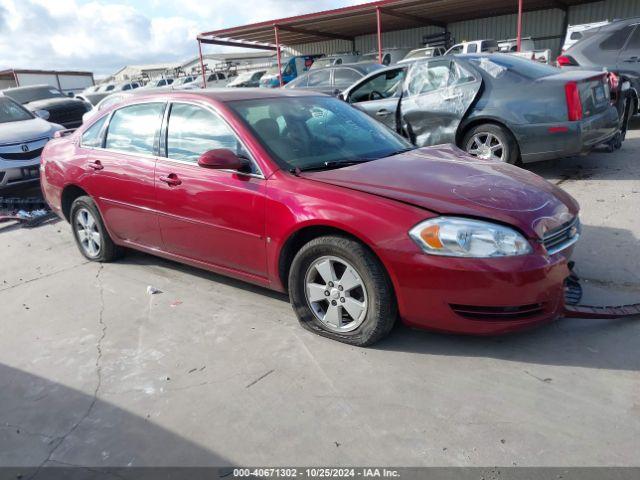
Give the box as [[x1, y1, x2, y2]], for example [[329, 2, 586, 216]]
[[466, 132, 505, 161], [304, 255, 368, 333], [75, 208, 101, 258]]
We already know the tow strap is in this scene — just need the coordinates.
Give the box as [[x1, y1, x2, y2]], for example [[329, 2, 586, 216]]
[[562, 263, 640, 319]]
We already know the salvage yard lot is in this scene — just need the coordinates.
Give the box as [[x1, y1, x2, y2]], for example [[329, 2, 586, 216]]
[[0, 123, 639, 468]]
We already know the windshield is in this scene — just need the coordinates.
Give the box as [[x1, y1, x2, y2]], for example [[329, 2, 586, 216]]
[[405, 49, 434, 60], [0, 97, 34, 123], [228, 96, 412, 171], [4, 86, 65, 104], [312, 58, 333, 69]]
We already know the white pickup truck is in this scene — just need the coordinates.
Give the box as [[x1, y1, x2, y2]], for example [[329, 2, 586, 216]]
[[498, 37, 552, 64]]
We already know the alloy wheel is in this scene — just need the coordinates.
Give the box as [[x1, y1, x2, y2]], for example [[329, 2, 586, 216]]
[[466, 132, 506, 161], [304, 255, 368, 333], [75, 208, 101, 258]]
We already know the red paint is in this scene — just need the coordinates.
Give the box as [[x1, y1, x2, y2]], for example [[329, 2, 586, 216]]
[[556, 55, 578, 67], [41, 90, 580, 336]]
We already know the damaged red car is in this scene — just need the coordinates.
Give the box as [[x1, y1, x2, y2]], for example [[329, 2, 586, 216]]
[[41, 90, 580, 346]]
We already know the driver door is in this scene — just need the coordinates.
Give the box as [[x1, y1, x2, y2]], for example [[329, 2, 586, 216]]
[[346, 67, 406, 130], [154, 102, 268, 279]]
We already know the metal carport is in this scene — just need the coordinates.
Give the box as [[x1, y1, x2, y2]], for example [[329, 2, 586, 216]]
[[196, 0, 599, 86]]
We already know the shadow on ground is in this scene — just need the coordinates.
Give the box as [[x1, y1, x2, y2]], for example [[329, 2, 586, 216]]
[[0, 363, 231, 475]]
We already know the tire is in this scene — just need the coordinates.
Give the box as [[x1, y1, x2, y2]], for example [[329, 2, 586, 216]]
[[288, 235, 397, 346], [462, 123, 520, 165], [70, 196, 123, 262]]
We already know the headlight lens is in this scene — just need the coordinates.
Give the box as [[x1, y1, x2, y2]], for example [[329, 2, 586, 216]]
[[409, 217, 532, 258]]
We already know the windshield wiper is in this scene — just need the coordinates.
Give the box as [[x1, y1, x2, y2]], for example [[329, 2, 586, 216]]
[[293, 159, 374, 173]]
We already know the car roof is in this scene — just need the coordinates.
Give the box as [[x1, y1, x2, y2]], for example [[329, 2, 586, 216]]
[[108, 87, 328, 105]]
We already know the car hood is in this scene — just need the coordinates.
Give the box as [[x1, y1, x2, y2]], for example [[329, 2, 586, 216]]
[[0, 117, 60, 145], [302, 145, 579, 239], [24, 97, 85, 111]]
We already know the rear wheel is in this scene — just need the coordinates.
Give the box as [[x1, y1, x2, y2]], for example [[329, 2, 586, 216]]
[[70, 196, 122, 262], [288, 236, 397, 346], [462, 123, 519, 165]]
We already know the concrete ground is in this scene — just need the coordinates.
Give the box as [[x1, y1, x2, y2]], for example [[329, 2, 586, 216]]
[[0, 123, 639, 470]]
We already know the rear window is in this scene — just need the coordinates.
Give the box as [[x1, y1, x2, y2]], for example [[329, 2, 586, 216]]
[[468, 55, 559, 79], [600, 25, 634, 50]]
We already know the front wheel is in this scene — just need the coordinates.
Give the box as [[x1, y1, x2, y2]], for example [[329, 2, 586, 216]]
[[288, 236, 397, 346], [462, 123, 519, 165]]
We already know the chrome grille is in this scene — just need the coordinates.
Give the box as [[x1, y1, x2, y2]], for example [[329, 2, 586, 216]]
[[0, 137, 48, 162], [543, 217, 580, 255]]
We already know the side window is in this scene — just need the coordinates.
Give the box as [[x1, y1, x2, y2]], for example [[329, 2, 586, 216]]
[[600, 25, 634, 50], [624, 25, 640, 53], [450, 61, 477, 85], [81, 115, 108, 148], [335, 58, 343, 65], [105, 103, 165, 155], [348, 68, 405, 103], [382, 54, 391, 66], [467, 43, 478, 53], [449, 45, 464, 55], [122, 84, 131, 91], [307, 70, 331, 87], [333, 68, 361, 87], [405, 61, 453, 96], [166, 103, 251, 167]]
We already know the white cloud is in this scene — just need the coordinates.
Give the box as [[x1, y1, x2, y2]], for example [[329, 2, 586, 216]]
[[0, 0, 372, 75]]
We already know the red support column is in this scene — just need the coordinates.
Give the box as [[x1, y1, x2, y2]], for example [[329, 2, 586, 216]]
[[274, 25, 283, 87], [198, 39, 207, 88], [516, 0, 523, 52], [376, 7, 383, 65]]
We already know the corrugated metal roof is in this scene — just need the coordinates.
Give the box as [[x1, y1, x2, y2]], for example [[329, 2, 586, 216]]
[[199, 0, 596, 46]]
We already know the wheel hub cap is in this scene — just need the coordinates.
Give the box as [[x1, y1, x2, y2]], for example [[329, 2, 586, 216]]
[[304, 256, 369, 333], [75, 208, 101, 257]]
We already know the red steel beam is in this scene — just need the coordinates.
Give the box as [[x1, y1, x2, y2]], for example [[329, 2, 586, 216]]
[[197, 39, 207, 88], [274, 25, 283, 87], [197, 37, 278, 51], [516, 0, 523, 52], [376, 6, 383, 65]]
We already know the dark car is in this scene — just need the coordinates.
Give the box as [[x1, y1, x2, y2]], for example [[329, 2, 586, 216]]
[[342, 54, 620, 164], [284, 63, 384, 95], [2, 85, 91, 129], [557, 17, 640, 115], [41, 89, 581, 346]]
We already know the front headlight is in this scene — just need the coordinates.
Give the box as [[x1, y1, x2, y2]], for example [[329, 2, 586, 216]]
[[409, 217, 532, 258]]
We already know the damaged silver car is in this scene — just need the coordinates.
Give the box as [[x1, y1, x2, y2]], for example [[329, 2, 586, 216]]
[[342, 54, 620, 164]]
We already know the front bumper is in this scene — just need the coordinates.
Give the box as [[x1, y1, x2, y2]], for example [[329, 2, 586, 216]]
[[0, 158, 41, 189], [389, 247, 572, 335]]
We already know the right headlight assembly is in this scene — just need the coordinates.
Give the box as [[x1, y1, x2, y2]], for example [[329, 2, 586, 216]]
[[409, 217, 532, 258]]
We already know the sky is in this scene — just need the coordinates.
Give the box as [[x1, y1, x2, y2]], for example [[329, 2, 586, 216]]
[[0, 0, 373, 76]]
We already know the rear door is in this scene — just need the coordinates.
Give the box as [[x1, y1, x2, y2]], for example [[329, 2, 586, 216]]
[[346, 67, 406, 130], [617, 24, 640, 89], [399, 59, 481, 146], [155, 101, 268, 278], [80, 103, 165, 249]]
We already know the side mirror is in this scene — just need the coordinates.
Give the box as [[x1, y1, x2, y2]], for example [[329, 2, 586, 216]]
[[332, 88, 341, 97], [34, 109, 50, 120], [198, 149, 249, 171], [67, 91, 75, 98], [338, 92, 346, 101]]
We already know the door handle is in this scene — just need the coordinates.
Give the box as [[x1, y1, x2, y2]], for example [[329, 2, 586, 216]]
[[159, 173, 182, 187], [376, 109, 390, 117], [88, 160, 104, 171]]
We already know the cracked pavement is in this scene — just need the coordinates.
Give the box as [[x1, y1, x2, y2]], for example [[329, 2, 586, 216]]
[[0, 124, 638, 470]]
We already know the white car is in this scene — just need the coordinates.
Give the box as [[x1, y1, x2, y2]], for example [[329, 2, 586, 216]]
[[0, 97, 63, 190], [398, 46, 446, 64], [445, 39, 500, 55], [179, 72, 232, 90]]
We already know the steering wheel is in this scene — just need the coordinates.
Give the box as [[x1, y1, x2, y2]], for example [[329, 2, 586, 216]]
[[368, 90, 384, 101]]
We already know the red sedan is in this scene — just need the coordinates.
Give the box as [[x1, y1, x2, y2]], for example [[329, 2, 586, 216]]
[[41, 90, 580, 346]]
